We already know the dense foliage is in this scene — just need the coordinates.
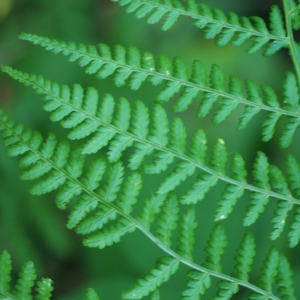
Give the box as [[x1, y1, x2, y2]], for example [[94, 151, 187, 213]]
[[0, 0, 299, 299]]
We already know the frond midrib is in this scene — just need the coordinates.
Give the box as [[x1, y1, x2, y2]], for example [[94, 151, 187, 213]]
[[28, 76, 300, 207], [0, 118, 282, 300], [126, 0, 288, 42]]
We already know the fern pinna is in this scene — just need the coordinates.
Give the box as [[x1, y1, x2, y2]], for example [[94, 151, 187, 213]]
[[1, 0, 300, 299], [17, 30, 300, 148]]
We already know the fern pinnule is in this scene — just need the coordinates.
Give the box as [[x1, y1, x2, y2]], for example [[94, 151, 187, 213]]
[[137, 194, 166, 230], [122, 256, 180, 300], [13, 261, 37, 300], [155, 194, 179, 247], [249, 247, 279, 299], [243, 152, 271, 226], [149, 290, 160, 300], [75, 205, 117, 235], [181, 269, 211, 300], [83, 217, 136, 249], [176, 207, 197, 261], [215, 152, 247, 221], [34, 278, 54, 300], [203, 224, 227, 272], [276, 253, 296, 300]]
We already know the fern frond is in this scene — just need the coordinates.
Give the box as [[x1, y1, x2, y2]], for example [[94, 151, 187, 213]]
[[0, 109, 143, 253], [2, 70, 300, 247], [7, 36, 300, 147], [110, 1, 288, 55], [122, 256, 180, 299]]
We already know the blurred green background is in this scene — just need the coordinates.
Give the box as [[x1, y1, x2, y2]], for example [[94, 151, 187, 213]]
[[0, 0, 299, 299]]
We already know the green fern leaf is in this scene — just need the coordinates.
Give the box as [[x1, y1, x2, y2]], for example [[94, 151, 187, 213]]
[[83, 217, 136, 249], [13, 261, 37, 300], [67, 194, 99, 230], [76, 205, 117, 235], [243, 152, 271, 226], [209, 139, 228, 174], [84, 288, 100, 300], [35, 278, 54, 300], [55, 149, 85, 209], [269, 166, 293, 240], [110, 0, 288, 56], [155, 194, 179, 247], [284, 70, 300, 102], [238, 80, 262, 130], [276, 253, 296, 299], [256, 247, 279, 295], [181, 270, 211, 300], [122, 256, 180, 300], [138, 194, 166, 230], [157, 161, 196, 194], [181, 173, 218, 205], [233, 231, 256, 281], [0, 250, 12, 293], [214, 231, 256, 299], [176, 208, 197, 261], [81, 158, 106, 191], [130, 100, 149, 139], [287, 155, 300, 247], [288, 206, 300, 248], [117, 172, 142, 214], [4, 46, 300, 147], [149, 105, 169, 146], [290, 0, 300, 30], [203, 223, 227, 272], [280, 116, 300, 148], [0, 250, 54, 300], [149, 290, 160, 300], [215, 152, 247, 221], [98, 161, 124, 202], [188, 129, 207, 163]]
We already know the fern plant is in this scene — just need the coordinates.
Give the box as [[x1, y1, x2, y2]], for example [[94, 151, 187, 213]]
[[1, 0, 300, 299]]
